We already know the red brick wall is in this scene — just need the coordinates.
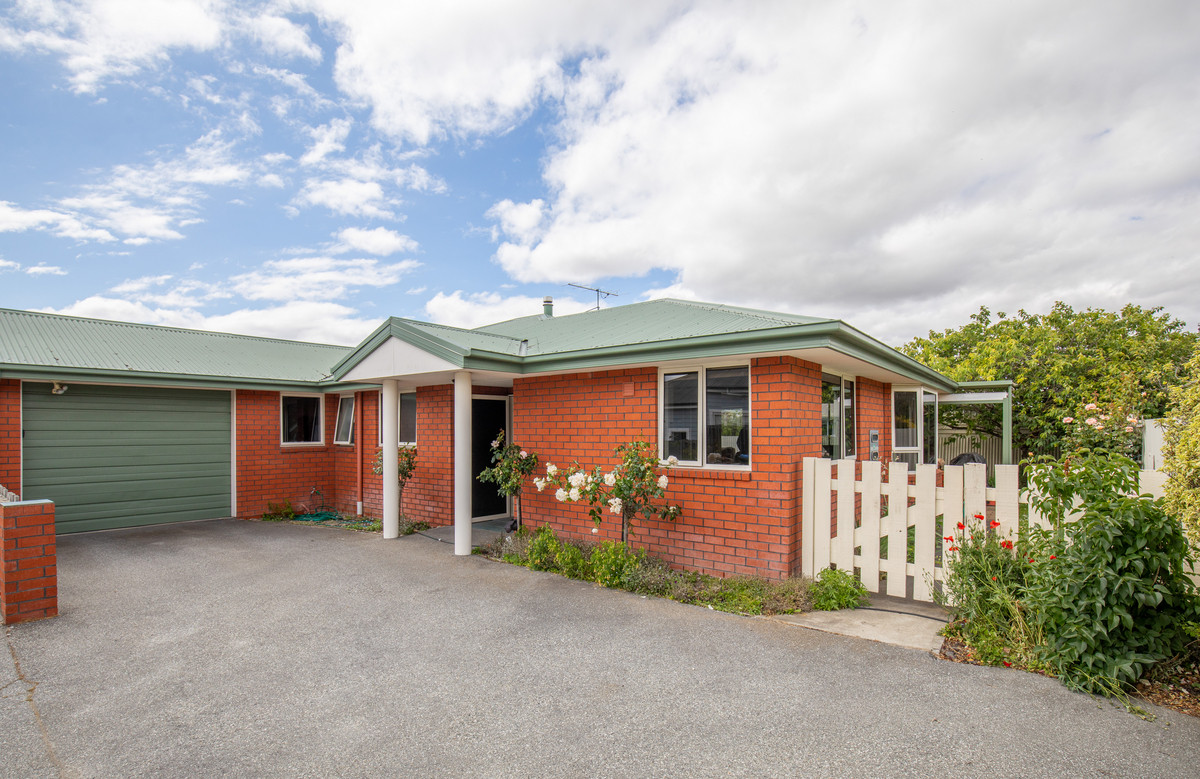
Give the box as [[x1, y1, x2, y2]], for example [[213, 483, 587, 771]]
[[1, 499, 57, 624], [511, 358, 826, 579], [855, 377, 892, 463], [0, 380, 20, 493], [234, 391, 355, 518], [403, 385, 454, 526]]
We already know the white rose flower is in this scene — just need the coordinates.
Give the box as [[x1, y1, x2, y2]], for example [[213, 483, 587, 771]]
[[657, 475, 669, 489], [569, 471, 586, 488], [520, 450, 528, 458], [604, 472, 616, 487], [546, 463, 557, 475], [666, 456, 679, 466], [534, 478, 545, 492], [490, 439, 499, 449], [608, 497, 623, 515], [554, 488, 568, 502], [568, 487, 581, 501]]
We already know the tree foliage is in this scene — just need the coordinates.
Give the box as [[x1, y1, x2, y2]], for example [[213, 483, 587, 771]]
[[901, 303, 1196, 458], [1163, 342, 1200, 545]]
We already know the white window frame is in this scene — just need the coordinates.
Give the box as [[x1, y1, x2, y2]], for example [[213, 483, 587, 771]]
[[281, 393, 324, 446], [658, 363, 752, 469], [892, 386, 938, 466], [333, 394, 355, 445], [379, 390, 418, 447], [820, 371, 857, 460]]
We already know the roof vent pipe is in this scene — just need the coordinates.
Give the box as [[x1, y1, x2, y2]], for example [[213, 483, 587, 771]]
[[543, 296, 553, 317]]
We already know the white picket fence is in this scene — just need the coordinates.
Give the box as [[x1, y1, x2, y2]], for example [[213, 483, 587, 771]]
[[800, 458, 1169, 603]]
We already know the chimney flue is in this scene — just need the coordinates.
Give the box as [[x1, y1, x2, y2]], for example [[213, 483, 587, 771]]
[[543, 296, 553, 317]]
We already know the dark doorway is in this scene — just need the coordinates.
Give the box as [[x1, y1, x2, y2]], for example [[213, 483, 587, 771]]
[[471, 397, 508, 519]]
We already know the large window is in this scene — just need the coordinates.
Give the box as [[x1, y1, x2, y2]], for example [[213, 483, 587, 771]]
[[821, 373, 856, 459], [379, 392, 417, 446], [662, 366, 750, 466], [334, 395, 355, 445], [893, 387, 937, 468], [282, 395, 323, 445]]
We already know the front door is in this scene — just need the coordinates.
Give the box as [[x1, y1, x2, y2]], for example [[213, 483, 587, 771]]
[[471, 397, 508, 520]]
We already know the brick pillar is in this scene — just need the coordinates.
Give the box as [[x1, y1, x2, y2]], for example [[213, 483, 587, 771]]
[[0, 499, 58, 624]]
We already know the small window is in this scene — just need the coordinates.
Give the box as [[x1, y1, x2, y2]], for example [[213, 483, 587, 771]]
[[379, 392, 418, 446], [892, 387, 938, 467], [334, 396, 355, 445], [821, 373, 856, 459], [282, 395, 323, 445]]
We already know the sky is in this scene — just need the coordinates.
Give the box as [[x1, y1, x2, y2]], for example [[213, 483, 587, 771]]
[[1, 0, 1197, 348]]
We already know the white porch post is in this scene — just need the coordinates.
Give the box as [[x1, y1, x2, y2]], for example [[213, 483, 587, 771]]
[[454, 370, 473, 555], [382, 379, 400, 539]]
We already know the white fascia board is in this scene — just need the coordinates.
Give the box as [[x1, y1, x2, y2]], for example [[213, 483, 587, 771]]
[[340, 336, 460, 382], [940, 391, 1008, 404]]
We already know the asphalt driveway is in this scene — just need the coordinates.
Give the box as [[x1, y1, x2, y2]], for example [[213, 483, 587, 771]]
[[3, 519, 1199, 778]]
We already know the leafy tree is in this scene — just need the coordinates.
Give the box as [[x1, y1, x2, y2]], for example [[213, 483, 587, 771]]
[[372, 446, 418, 517], [901, 303, 1196, 459], [1163, 342, 1200, 545]]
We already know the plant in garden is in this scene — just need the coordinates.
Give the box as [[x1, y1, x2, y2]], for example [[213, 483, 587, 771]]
[[1023, 453, 1200, 694], [261, 500, 297, 521], [939, 512, 1041, 667], [1163, 342, 1200, 545], [809, 567, 868, 611], [1060, 400, 1143, 460], [477, 430, 539, 531], [372, 445, 418, 515], [537, 440, 681, 542]]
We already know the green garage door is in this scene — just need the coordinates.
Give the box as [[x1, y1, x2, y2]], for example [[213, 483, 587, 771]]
[[22, 383, 232, 533]]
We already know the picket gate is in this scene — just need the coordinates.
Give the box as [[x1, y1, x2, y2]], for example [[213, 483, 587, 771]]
[[800, 458, 1168, 603]]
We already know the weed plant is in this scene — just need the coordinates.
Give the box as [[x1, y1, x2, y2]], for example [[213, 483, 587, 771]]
[[809, 568, 869, 611]]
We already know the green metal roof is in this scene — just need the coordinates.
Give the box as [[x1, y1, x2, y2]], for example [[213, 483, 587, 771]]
[[330, 298, 957, 390], [0, 308, 353, 388], [477, 299, 831, 354]]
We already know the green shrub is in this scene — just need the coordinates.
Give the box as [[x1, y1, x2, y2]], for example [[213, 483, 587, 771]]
[[591, 540, 644, 588], [555, 542, 593, 580], [1025, 493, 1200, 693], [810, 567, 868, 611], [525, 526, 562, 572]]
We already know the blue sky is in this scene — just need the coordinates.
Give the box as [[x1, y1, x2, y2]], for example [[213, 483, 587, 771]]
[[1, 1, 1197, 347]]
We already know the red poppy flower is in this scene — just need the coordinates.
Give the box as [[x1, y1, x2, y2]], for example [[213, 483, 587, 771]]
[[957, 522, 965, 530], [1000, 540, 1014, 550], [1049, 555, 1056, 560], [1003, 661, 1012, 667], [948, 546, 960, 552], [990, 520, 1000, 528], [974, 513, 984, 520]]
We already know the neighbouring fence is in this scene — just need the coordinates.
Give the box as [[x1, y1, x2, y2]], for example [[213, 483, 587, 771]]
[[800, 458, 1171, 604]]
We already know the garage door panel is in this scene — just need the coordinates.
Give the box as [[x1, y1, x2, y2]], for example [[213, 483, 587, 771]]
[[22, 383, 233, 533]]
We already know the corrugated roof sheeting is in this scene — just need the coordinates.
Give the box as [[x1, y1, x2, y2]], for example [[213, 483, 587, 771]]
[[476, 299, 832, 355], [0, 308, 351, 383]]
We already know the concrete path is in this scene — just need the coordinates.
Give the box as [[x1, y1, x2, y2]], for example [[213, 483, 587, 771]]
[[777, 594, 949, 653], [3, 519, 1198, 778]]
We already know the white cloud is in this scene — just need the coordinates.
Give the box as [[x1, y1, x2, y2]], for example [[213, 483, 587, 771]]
[[293, 177, 392, 218], [425, 290, 590, 329], [302, 0, 677, 145], [0, 0, 224, 93], [477, 1, 1200, 344], [25, 264, 67, 276], [42, 296, 379, 345], [0, 259, 21, 271], [246, 12, 322, 62], [300, 118, 353, 165], [335, 226, 418, 256], [230, 256, 419, 301]]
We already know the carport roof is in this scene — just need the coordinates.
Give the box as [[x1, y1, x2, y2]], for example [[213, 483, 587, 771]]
[[0, 307, 353, 389]]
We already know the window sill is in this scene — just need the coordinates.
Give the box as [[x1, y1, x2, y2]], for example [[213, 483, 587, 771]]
[[666, 467, 753, 481]]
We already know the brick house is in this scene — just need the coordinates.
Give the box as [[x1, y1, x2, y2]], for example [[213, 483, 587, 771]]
[[0, 299, 1010, 580]]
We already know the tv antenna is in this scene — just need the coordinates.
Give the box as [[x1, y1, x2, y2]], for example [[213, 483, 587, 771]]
[[568, 283, 618, 311]]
